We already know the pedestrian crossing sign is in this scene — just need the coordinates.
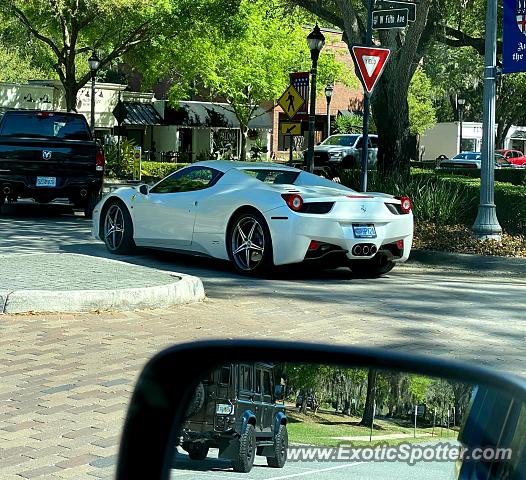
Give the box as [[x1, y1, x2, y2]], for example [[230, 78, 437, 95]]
[[278, 85, 305, 119]]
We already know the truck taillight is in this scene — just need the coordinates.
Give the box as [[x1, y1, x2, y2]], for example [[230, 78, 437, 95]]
[[96, 149, 105, 172]]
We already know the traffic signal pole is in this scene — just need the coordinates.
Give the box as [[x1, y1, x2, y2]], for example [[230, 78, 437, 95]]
[[360, 0, 374, 192]]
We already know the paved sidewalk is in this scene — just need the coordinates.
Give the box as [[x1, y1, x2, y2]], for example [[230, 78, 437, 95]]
[[0, 253, 204, 314]]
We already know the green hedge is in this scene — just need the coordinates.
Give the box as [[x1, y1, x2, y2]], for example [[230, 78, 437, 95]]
[[340, 169, 526, 235], [436, 168, 526, 186], [140, 161, 189, 179]]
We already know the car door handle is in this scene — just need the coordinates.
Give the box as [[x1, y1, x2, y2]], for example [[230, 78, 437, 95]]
[[194, 201, 198, 206]]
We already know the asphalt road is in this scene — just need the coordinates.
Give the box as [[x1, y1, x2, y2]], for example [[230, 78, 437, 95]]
[[1, 200, 526, 376], [171, 447, 456, 479]]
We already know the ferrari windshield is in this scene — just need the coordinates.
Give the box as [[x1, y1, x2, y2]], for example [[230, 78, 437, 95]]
[[239, 169, 300, 184], [320, 135, 359, 146]]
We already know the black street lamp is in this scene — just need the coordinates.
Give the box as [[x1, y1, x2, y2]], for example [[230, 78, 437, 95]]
[[306, 25, 325, 173], [88, 51, 100, 135], [325, 84, 334, 139], [457, 97, 466, 154]]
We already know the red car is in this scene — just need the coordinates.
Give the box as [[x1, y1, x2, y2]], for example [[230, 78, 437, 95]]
[[496, 149, 526, 166]]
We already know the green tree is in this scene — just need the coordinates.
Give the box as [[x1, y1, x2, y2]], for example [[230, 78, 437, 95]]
[[408, 68, 437, 136], [288, 0, 442, 175], [150, 0, 352, 161], [0, 0, 240, 111]]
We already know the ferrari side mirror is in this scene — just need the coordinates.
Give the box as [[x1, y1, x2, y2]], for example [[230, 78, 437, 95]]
[[139, 184, 149, 195]]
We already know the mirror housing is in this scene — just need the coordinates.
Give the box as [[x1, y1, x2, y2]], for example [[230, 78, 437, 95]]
[[116, 340, 526, 480], [139, 184, 149, 195]]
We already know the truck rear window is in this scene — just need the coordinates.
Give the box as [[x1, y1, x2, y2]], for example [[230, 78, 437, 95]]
[[0, 113, 91, 141]]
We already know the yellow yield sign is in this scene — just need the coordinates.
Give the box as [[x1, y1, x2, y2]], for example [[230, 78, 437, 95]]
[[278, 85, 305, 119], [281, 122, 302, 136]]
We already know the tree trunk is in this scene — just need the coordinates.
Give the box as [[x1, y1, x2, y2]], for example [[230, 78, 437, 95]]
[[64, 81, 79, 112], [371, 74, 413, 178], [239, 125, 248, 161], [360, 369, 377, 427]]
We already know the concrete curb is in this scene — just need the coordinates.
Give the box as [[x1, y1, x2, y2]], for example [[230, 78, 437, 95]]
[[406, 249, 526, 276], [2, 273, 205, 314]]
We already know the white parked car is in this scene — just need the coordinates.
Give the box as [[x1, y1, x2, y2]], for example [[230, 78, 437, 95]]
[[92, 161, 413, 276]]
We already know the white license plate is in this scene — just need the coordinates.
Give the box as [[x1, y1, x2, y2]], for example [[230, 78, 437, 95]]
[[36, 176, 56, 187], [353, 224, 377, 238]]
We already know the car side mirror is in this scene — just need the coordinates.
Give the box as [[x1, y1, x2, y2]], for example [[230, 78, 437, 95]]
[[139, 184, 149, 195], [116, 340, 526, 479]]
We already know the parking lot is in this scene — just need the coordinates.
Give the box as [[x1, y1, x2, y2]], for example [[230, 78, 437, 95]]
[[1, 200, 526, 478]]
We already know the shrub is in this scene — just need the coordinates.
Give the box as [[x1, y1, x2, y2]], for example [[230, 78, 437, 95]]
[[103, 138, 136, 178], [140, 161, 189, 179], [339, 169, 526, 234]]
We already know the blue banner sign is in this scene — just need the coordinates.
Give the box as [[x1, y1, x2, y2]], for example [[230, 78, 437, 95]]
[[503, 0, 526, 73]]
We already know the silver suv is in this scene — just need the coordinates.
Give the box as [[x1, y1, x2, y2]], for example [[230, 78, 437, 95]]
[[310, 134, 378, 169]]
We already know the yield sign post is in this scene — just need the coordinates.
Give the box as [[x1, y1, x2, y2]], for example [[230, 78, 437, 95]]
[[351, 46, 391, 96]]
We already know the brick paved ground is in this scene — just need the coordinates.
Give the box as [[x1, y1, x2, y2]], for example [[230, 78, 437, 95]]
[[1, 201, 525, 479]]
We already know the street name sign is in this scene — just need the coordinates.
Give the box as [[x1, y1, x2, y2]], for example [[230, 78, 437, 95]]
[[278, 84, 305, 119], [503, 0, 526, 73], [351, 46, 392, 96], [281, 122, 302, 136], [375, 1, 416, 22], [373, 8, 409, 29]]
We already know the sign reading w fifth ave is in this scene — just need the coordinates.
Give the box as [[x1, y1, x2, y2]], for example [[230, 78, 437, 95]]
[[503, 0, 526, 73]]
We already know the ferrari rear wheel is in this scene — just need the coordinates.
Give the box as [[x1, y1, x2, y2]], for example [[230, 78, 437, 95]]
[[102, 200, 135, 255], [349, 253, 396, 277], [228, 211, 273, 275]]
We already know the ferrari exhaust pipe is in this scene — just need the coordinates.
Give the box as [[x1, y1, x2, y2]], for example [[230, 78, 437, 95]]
[[80, 189, 88, 197], [3, 186, 10, 195], [352, 243, 377, 257]]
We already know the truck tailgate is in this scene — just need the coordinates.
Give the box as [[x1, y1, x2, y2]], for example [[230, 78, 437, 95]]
[[0, 138, 97, 176]]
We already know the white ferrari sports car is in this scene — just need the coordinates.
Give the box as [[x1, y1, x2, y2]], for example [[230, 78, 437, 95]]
[[92, 161, 413, 276]]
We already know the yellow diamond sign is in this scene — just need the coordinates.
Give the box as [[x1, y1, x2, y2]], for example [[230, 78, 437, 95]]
[[278, 85, 305, 119]]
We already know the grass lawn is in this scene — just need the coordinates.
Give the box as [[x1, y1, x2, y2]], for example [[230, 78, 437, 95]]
[[286, 409, 458, 447]]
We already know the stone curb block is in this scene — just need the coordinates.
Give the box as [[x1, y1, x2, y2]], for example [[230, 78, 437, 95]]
[[2, 274, 205, 314]]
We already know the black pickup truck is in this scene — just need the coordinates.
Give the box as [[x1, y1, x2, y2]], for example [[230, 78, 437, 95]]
[[0, 110, 104, 217]]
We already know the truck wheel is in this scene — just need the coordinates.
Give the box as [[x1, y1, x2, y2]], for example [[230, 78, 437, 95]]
[[233, 424, 256, 473], [185, 382, 205, 418], [84, 190, 101, 219], [102, 200, 136, 254], [186, 443, 209, 461], [267, 424, 288, 468], [349, 254, 396, 277]]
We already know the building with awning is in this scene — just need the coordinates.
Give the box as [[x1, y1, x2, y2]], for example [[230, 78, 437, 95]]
[[153, 100, 273, 162]]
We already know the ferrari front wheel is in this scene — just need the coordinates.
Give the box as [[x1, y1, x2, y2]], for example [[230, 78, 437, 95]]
[[102, 200, 136, 255], [228, 211, 273, 275]]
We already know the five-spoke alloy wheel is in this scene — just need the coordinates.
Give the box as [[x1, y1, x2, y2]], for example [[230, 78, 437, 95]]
[[228, 211, 272, 275], [103, 200, 135, 254]]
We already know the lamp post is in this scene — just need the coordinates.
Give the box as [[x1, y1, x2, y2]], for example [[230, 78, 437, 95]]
[[457, 97, 465, 154], [306, 24, 325, 173], [88, 51, 100, 135], [325, 84, 334, 139], [472, 0, 501, 240]]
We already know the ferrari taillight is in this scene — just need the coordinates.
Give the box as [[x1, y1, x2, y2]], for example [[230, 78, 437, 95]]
[[398, 196, 412, 214], [281, 194, 303, 212], [96, 149, 105, 172]]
